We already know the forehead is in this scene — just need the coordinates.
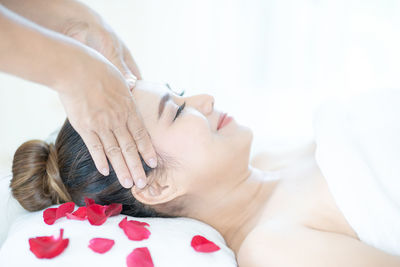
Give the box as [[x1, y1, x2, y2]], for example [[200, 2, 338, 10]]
[[131, 81, 169, 122], [133, 81, 168, 99]]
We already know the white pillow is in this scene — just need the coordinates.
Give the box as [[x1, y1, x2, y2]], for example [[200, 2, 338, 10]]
[[0, 172, 30, 247], [0, 204, 237, 267]]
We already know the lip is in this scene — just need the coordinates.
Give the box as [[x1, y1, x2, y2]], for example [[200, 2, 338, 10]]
[[217, 113, 232, 130]]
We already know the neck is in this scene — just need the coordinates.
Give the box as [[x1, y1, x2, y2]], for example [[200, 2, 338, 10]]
[[187, 166, 281, 255]]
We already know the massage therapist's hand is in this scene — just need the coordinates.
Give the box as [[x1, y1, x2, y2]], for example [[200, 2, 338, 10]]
[[63, 15, 142, 91], [0, 4, 157, 189], [57, 57, 157, 189]]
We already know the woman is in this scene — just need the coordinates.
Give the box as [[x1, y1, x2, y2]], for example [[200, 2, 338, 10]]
[[10, 81, 400, 266]]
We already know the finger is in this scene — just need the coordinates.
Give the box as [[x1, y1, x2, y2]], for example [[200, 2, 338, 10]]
[[123, 45, 142, 79], [127, 110, 158, 169], [79, 130, 109, 176], [112, 126, 147, 189], [108, 52, 137, 90], [98, 129, 133, 188], [124, 71, 137, 92]]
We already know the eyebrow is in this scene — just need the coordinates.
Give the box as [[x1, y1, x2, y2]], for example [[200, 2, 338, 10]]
[[158, 93, 170, 119]]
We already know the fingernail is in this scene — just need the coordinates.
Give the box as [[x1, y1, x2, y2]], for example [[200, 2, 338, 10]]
[[136, 178, 146, 189], [102, 168, 109, 176], [126, 76, 137, 89], [148, 158, 157, 168], [123, 178, 133, 188], [127, 80, 135, 89]]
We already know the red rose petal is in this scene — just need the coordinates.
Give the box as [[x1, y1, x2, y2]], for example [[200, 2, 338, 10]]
[[191, 235, 220, 253], [56, 202, 75, 218], [82, 198, 123, 225], [105, 203, 122, 217], [119, 217, 151, 241], [87, 204, 108, 226], [84, 197, 95, 206], [119, 217, 128, 228], [43, 208, 57, 225], [29, 229, 69, 259], [43, 202, 75, 225], [126, 247, 154, 267], [66, 206, 87, 221], [119, 217, 150, 227], [130, 220, 150, 227], [88, 238, 115, 254]]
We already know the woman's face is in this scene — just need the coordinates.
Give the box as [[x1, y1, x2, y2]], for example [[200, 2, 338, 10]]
[[131, 81, 253, 204]]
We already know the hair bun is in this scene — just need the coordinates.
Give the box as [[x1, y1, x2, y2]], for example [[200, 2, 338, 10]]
[[11, 139, 72, 211]]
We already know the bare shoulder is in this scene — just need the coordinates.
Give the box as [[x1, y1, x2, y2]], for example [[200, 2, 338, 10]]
[[236, 225, 267, 267], [237, 221, 301, 267], [237, 222, 400, 267]]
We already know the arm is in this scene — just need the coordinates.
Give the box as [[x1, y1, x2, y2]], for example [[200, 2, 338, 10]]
[[0, 4, 89, 90], [0, 5, 156, 189], [0, 0, 94, 34], [0, 0, 141, 79], [238, 224, 400, 267]]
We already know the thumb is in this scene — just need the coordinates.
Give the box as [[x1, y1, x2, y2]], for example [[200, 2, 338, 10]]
[[124, 70, 137, 92], [122, 45, 142, 80], [108, 54, 137, 91]]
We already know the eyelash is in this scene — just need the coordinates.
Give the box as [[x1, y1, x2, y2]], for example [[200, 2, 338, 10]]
[[173, 102, 186, 121]]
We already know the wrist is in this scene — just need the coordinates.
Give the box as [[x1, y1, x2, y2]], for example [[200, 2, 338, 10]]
[[50, 42, 103, 95]]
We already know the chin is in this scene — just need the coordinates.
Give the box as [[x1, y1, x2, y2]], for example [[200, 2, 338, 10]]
[[227, 127, 253, 175], [236, 121, 253, 140], [240, 126, 253, 154], [230, 125, 253, 159]]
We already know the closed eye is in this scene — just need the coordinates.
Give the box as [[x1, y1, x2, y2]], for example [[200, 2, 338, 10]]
[[173, 102, 186, 121]]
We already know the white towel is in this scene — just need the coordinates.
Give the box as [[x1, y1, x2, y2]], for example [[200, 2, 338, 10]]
[[0, 205, 237, 267], [313, 88, 400, 256]]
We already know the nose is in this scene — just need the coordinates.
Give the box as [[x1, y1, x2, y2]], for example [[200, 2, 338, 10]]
[[187, 94, 215, 115]]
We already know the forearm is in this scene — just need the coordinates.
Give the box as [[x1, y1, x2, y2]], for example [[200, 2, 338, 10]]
[[1, 0, 142, 79], [0, 5, 95, 91], [0, 0, 100, 34]]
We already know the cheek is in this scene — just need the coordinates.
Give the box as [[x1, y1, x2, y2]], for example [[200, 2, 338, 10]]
[[151, 125, 212, 166]]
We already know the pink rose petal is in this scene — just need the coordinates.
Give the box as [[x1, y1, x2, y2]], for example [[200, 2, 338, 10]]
[[88, 238, 115, 254], [191, 235, 220, 253], [129, 220, 150, 227], [119, 217, 151, 241], [127, 247, 154, 267], [119, 217, 150, 227]]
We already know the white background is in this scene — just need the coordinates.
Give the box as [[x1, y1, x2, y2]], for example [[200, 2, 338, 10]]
[[1, 0, 400, 173]]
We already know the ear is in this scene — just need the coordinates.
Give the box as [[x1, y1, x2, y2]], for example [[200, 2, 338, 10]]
[[131, 177, 180, 206]]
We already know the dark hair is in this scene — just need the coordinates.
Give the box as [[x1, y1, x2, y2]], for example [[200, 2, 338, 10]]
[[10, 118, 180, 218]]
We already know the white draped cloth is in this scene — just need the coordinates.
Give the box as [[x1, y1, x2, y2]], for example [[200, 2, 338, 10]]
[[313, 89, 400, 256]]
